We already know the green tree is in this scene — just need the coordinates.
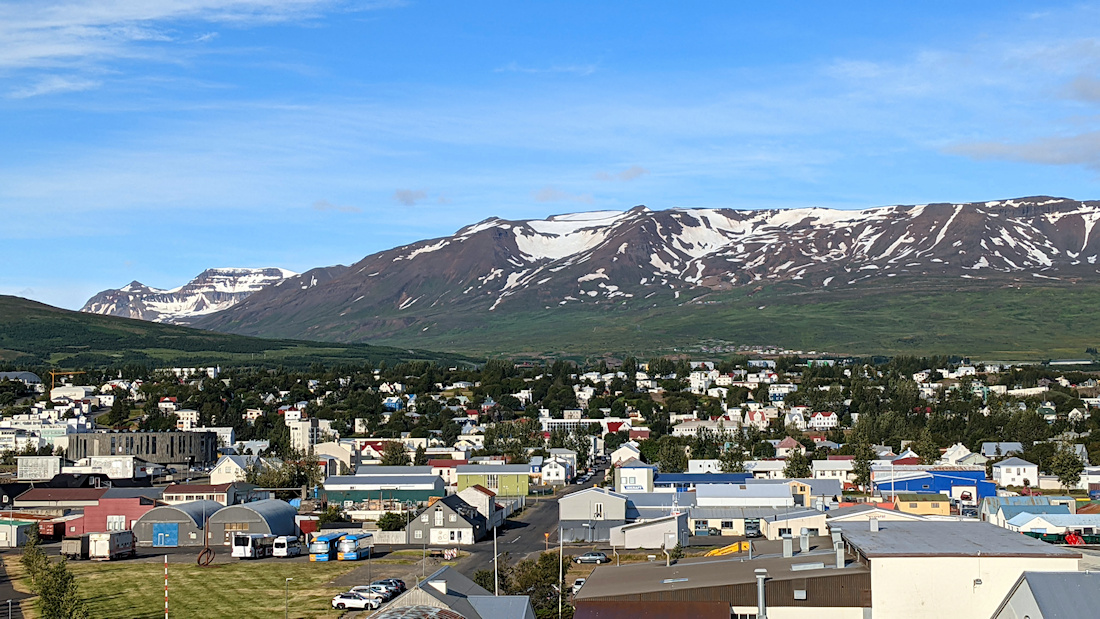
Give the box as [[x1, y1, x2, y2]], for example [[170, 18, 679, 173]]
[[913, 428, 940, 465], [376, 512, 409, 531], [852, 442, 874, 491], [783, 450, 812, 478], [380, 441, 411, 466], [718, 437, 744, 473], [1050, 443, 1085, 490], [413, 444, 428, 466], [656, 440, 687, 473], [36, 558, 89, 619], [21, 527, 48, 592]]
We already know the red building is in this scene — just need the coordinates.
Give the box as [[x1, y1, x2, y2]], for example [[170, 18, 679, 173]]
[[65, 488, 164, 537]]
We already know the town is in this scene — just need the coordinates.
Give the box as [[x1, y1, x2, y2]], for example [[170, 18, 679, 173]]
[[0, 354, 1097, 617]]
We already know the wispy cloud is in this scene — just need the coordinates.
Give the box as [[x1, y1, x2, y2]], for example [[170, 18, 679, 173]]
[[495, 61, 597, 76], [312, 199, 361, 213], [595, 165, 649, 182], [533, 186, 593, 204], [393, 189, 427, 206], [948, 131, 1100, 170], [8, 75, 100, 98], [1064, 75, 1100, 102]]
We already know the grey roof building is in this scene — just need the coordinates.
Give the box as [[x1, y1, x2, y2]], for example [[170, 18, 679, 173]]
[[133, 500, 223, 547], [385, 566, 534, 619], [982, 442, 1024, 457], [992, 571, 1100, 619], [355, 465, 435, 475], [206, 499, 298, 545]]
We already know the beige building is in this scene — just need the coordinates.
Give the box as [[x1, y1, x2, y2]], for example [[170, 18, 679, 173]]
[[842, 521, 1079, 619]]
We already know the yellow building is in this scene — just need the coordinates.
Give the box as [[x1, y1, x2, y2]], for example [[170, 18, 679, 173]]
[[895, 493, 951, 516]]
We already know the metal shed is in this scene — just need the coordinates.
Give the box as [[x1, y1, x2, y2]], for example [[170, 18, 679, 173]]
[[206, 499, 298, 546], [133, 500, 223, 547]]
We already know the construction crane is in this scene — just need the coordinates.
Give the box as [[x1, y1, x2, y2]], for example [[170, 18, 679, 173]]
[[48, 370, 86, 391]]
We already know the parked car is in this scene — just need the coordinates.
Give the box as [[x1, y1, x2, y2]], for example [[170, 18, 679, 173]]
[[573, 552, 610, 564], [572, 578, 586, 595], [348, 586, 386, 602], [377, 578, 407, 592], [961, 507, 979, 518], [331, 592, 380, 611], [371, 581, 401, 597]]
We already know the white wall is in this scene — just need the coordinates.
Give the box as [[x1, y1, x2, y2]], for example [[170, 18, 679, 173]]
[[730, 607, 863, 619], [870, 555, 1078, 619]]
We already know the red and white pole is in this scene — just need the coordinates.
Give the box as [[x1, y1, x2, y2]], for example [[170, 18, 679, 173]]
[[164, 554, 169, 619]]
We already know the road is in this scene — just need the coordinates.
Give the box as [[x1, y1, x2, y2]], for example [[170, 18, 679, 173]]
[[454, 466, 609, 578]]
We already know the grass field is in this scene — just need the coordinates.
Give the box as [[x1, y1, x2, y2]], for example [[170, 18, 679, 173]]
[[4, 557, 360, 619]]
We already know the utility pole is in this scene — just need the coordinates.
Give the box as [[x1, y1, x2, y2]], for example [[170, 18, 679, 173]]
[[164, 555, 168, 619], [493, 525, 499, 596], [285, 577, 293, 619], [558, 525, 563, 619]]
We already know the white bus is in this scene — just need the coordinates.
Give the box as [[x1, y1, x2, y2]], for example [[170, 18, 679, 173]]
[[232, 533, 276, 559], [273, 535, 302, 558]]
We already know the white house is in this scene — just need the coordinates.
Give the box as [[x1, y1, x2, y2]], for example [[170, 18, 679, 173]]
[[610, 443, 641, 466], [992, 457, 1040, 488], [812, 459, 855, 482], [541, 458, 572, 486], [808, 411, 839, 430]]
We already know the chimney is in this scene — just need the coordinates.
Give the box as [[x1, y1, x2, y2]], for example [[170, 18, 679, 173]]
[[754, 568, 768, 619], [428, 580, 448, 595], [782, 534, 793, 558], [799, 527, 809, 554], [869, 518, 879, 533]]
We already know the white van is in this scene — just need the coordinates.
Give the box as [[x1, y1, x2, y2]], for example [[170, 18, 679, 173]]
[[273, 535, 302, 558]]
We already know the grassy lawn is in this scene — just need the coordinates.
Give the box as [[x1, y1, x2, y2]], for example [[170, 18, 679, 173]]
[[5, 557, 360, 619]]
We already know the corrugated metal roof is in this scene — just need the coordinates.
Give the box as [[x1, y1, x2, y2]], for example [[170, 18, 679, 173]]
[[1016, 571, 1100, 618], [324, 475, 443, 489], [207, 499, 296, 531], [843, 521, 1080, 558], [139, 500, 223, 526]]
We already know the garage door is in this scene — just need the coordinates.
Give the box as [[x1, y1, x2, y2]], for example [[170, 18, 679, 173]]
[[153, 523, 179, 547]]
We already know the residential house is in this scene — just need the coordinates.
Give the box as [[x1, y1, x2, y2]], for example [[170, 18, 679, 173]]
[[993, 457, 1040, 488], [209, 455, 276, 485], [812, 458, 855, 482], [541, 458, 572, 486], [775, 436, 805, 459], [613, 458, 656, 493], [610, 443, 641, 466], [982, 442, 1024, 458], [808, 411, 839, 430], [385, 566, 535, 619], [406, 494, 486, 545], [894, 493, 951, 516], [429, 459, 467, 487], [456, 485, 505, 530], [991, 571, 1100, 619]]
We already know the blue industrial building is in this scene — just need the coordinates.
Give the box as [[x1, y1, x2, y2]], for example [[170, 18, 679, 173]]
[[872, 467, 996, 501]]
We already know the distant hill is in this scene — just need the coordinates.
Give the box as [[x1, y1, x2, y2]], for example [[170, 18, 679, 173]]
[[0, 295, 476, 369]]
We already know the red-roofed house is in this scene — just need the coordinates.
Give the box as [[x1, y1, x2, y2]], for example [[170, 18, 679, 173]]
[[429, 459, 468, 486], [776, 436, 805, 459], [605, 421, 625, 434], [456, 484, 505, 528], [628, 428, 650, 441], [809, 411, 839, 430]]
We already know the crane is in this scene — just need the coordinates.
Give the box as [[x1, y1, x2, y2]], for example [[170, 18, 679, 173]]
[[48, 370, 86, 391]]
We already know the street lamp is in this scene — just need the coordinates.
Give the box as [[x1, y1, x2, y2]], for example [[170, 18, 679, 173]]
[[284, 577, 293, 619]]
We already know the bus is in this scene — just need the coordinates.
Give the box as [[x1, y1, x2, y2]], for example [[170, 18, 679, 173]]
[[337, 533, 374, 561], [273, 535, 302, 558], [309, 532, 346, 562], [232, 534, 276, 559]]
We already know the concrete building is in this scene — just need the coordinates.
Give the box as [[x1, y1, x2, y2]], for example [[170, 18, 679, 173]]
[[17, 456, 62, 481], [68, 431, 217, 466], [759, 509, 828, 540], [894, 493, 951, 516], [1005, 513, 1100, 535], [609, 513, 689, 550], [841, 521, 1080, 619], [695, 483, 795, 508], [134, 500, 223, 547], [559, 487, 628, 542], [826, 503, 927, 524], [812, 459, 855, 482], [161, 482, 266, 506], [613, 458, 656, 493], [205, 499, 298, 546]]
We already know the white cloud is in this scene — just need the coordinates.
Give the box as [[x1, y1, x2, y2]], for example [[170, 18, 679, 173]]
[[393, 189, 427, 206], [312, 199, 361, 213], [595, 165, 649, 182], [8, 75, 100, 98], [948, 131, 1100, 170]]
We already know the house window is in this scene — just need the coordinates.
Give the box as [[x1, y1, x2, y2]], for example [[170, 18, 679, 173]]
[[449, 514, 457, 522], [421, 514, 429, 523], [930, 503, 940, 509], [106, 515, 125, 531], [486, 474, 499, 489], [909, 503, 918, 509], [626, 477, 636, 484], [779, 528, 792, 536], [721, 521, 735, 529], [435, 510, 444, 527], [593, 503, 604, 520], [414, 530, 423, 540], [224, 523, 248, 532]]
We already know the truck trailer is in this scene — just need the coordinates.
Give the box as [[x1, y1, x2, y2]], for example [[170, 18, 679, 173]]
[[89, 531, 137, 561]]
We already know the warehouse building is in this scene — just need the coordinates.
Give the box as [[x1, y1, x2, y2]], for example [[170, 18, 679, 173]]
[[206, 499, 299, 546], [134, 500, 223, 547]]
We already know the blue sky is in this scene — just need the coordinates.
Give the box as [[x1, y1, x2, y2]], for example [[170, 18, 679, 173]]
[[3, 1, 1100, 309]]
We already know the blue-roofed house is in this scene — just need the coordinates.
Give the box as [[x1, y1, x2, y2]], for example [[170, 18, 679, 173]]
[[1006, 512, 1100, 535], [652, 472, 752, 492], [994, 504, 1070, 528]]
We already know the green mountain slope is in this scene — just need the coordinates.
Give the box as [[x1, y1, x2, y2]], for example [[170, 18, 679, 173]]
[[353, 280, 1100, 361], [0, 295, 476, 368]]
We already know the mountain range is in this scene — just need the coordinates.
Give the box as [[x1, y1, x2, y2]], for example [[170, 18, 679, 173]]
[[81, 197, 1100, 357]]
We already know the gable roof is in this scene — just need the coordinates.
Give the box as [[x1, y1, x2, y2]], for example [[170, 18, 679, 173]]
[[993, 571, 1100, 619], [776, 437, 801, 449], [994, 457, 1037, 468]]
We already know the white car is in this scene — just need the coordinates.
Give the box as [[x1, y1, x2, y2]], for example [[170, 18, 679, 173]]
[[331, 592, 380, 611], [350, 585, 391, 601], [572, 578, 586, 595]]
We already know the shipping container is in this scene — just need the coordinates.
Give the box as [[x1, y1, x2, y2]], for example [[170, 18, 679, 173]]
[[61, 535, 90, 560]]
